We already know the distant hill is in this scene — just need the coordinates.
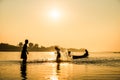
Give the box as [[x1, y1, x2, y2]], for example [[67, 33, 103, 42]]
[[0, 43, 20, 51]]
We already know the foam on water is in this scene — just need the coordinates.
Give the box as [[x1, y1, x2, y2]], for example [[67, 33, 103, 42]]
[[0, 56, 120, 67], [0, 52, 120, 66]]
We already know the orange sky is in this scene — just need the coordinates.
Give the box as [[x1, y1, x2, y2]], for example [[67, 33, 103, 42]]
[[0, 0, 120, 51]]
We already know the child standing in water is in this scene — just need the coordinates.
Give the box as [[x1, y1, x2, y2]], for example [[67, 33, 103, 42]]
[[55, 47, 61, 62], [21, 39, 29, 62]]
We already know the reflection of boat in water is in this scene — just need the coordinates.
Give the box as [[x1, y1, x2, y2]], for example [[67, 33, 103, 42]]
[[72, 49, 89, 59]]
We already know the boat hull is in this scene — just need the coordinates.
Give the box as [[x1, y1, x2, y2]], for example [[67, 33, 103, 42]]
[[72, 49, 89, 59], [72, 55, 88, 59]]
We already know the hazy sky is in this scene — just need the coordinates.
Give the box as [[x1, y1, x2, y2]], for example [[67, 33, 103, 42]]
[[0, 0, 120, 51]]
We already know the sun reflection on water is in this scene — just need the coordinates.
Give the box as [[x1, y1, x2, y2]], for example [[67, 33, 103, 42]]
[[50, 75, 58, 80], [48, 62, 73, 80], [49, 63, 59, 80], [48, 52, 56, 61]]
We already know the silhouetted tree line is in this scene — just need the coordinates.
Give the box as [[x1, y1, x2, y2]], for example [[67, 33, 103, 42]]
[[18, 42, 39, 51], [0, 42, 82, 52]]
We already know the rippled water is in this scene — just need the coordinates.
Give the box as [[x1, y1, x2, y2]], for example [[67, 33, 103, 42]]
[[0, 52, 120, 80]]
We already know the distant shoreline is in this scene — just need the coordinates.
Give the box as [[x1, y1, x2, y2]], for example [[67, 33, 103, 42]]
[[0, 43, 120, 53], [0, 51, 120, 53], [0, 43, 82, 52], [0, 50, 54, 52]]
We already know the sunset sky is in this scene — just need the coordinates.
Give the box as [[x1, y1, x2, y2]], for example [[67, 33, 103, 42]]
[[0, 0, 120, 51]]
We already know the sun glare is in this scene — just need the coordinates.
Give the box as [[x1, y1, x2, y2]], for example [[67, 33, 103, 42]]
[[50, 76, 58, 80], [50, 9, 60, 20]]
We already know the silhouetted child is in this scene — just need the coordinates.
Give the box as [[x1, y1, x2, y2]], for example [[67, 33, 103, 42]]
[[55, 47, 61, 62], [21, 39, 29, 62], [68, 51, 72, 57]]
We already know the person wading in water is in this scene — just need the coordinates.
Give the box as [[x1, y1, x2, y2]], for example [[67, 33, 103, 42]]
[[21, 39, 29, 63], [55, 47, 61, 62]]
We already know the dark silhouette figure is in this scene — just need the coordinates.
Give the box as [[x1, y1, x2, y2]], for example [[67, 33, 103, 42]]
[[57, 62, 60, 70], [72, 49, 89, 59], [55, 47, 61, 62], [56, 62, 60, 74], [83, 49, 89, 57], [68, 51, 72, 57], [21, 39, 29, 62], [20, 60, 27, 80]]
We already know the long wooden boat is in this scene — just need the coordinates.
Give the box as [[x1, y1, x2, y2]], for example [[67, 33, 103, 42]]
[[72, 49, 89, 59]]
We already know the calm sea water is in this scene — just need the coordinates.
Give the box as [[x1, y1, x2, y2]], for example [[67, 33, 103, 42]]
[[0, 52, 120, 80]]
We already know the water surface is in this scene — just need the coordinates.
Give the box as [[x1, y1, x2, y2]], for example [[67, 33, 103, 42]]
[[0, 52, 120, 80]]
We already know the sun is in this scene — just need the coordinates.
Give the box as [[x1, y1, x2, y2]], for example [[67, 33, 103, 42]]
[[50, 9, 60, 20]]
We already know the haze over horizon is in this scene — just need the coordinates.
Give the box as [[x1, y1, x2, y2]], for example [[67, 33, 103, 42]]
[[0, 0, 120, 52]]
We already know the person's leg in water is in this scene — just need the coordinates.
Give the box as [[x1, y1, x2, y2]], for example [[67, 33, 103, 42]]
[[56, 56, 60, 62], [23, 58, 27, 64]]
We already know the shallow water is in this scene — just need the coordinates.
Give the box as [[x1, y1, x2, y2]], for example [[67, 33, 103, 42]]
[[0, 52, 120, 80]]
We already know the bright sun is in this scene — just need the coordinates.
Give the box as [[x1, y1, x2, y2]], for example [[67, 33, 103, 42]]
[[50, 9, 60, 20]]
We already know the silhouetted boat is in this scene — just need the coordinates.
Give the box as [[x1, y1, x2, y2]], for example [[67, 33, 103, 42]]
[[72, 49, 89, 59]]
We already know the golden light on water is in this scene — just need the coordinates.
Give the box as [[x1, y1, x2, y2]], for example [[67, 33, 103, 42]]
[[50, 76, 58, 80], [48, 52, 56, 61], [50, 52, 55, 55]]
